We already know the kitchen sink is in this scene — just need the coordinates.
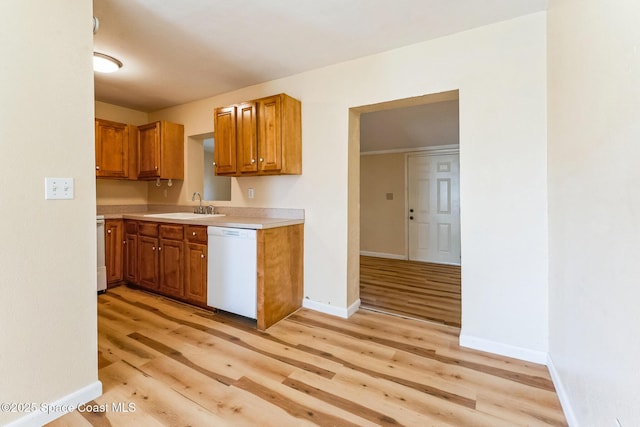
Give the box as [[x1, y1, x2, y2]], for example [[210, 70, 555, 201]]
[[143, 212, 226, 220]]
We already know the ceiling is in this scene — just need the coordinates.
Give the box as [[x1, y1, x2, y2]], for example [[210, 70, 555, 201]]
[[93, 0, 547, 112], [360, 99, 459, 153]]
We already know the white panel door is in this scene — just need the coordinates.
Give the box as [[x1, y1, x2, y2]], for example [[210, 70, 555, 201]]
[[408, 153, 460, 265]]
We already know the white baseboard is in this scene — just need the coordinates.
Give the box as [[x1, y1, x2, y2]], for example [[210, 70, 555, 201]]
[[546, 355, 578, 427], [459, 332, 548, 365], [346, 298, 361, 317], [6, 381, 102, 427], [360, 251, 406, 260], [302, 298, 361, 319]]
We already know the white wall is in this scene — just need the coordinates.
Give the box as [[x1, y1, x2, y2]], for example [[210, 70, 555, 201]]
[[149, 13, 549, 354], [360, 153, 407, 258], [547, 0, 640, 425], [0, 1, 99, 425]]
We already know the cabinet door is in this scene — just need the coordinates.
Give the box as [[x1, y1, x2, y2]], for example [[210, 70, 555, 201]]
[[158, 121, 184, 180], [105, 220, 123, 284], [185, 242, 207, 305], [236, 102, 258, 174], [124, 233, 138, 284], [159, 238, 184, 298], [213, 106, 237, 175], [257, 95, 282, 173], [138, 235, 159, 290], [137, 122, 161, 178], [95, 119, 129, 178]]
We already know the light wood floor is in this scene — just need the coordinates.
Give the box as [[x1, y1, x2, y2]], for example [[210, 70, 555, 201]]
[[48, 286, 566, 426], [360, 256, 462, 327]]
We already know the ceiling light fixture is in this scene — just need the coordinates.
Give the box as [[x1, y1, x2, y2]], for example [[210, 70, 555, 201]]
[[93, 52, 122, 73]]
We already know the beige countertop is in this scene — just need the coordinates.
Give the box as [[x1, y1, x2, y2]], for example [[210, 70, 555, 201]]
[[102, 211, 304, 230]]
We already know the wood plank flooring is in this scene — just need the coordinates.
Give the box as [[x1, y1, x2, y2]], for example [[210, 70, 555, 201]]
[[47, 286, 566, 426], [360, 256, 461, 327]]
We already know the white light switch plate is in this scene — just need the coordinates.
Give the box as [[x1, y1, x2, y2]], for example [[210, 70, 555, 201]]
[[45, 177, 74, 200]]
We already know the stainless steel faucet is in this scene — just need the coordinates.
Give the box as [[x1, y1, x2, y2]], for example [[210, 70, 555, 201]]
[[192, 191, 203, 214]]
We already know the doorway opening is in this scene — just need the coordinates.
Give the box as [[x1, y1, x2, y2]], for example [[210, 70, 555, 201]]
[[353, 90, 461, 327]]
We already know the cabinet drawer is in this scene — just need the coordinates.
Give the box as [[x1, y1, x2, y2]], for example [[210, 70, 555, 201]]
[[160, 224, 184, 240], [125, 220, 138, 234], [186, 226, 207, 244], [138, 222, 159, 237]]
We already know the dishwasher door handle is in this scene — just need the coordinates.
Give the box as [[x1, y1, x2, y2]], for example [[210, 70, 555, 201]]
[[222, 230, 241, 237]]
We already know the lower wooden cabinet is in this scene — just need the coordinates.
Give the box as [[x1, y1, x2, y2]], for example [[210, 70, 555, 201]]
[[121, 221, 207, 306], [159, 224, 184, 298], [113, 218, 304, 329], [256, 224, 304, 330], [137, 235, 159, 290], [185, 242, 207, 304], [123, 220, 138, 283], [105, 219, 123, 286], [184, 225, 208, 305]]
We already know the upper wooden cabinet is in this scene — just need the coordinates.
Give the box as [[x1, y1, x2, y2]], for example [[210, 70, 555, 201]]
[[95, 119, 137, 179], [213, 93, 301, 177], [212, 106, 237, 175], [137, 120, 184, 180], [236, 102, 259, 174]]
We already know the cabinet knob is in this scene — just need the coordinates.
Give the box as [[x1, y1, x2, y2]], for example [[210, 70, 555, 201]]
[[192, 231, 197, 236], [123, 241, 126, 245], [107, 229, 111, 234], [259, 158, 264, 162], [158, 247, 162, 251], [154, 166, 158, 170], [251, 159, 255, 164], [96, 166, 100, 170], [152, 246, 156, 251], [212, 162, 216, 166], [200, 254, 205, 259]]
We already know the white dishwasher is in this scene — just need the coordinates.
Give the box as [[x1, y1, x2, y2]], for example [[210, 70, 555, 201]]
[[207, 226, 257, 319]]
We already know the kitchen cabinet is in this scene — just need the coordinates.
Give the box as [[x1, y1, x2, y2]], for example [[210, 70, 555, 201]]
[[158, 224, 184, 298], [95, 119, 137, 179], [123, 220, 138, 284], [184, 226, 208, 305], [236, 102, 259, 174], [123, 221, 207, 306], [117, 217, 303, 329], [212, 106, 238, 175], [213, 93, 301, 177], [256, 224, 303, 330], [256, 94, 301, 175], [137, 120, 184, 180], [104, 219, 123, 286], [137, 222, 159, 291]]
